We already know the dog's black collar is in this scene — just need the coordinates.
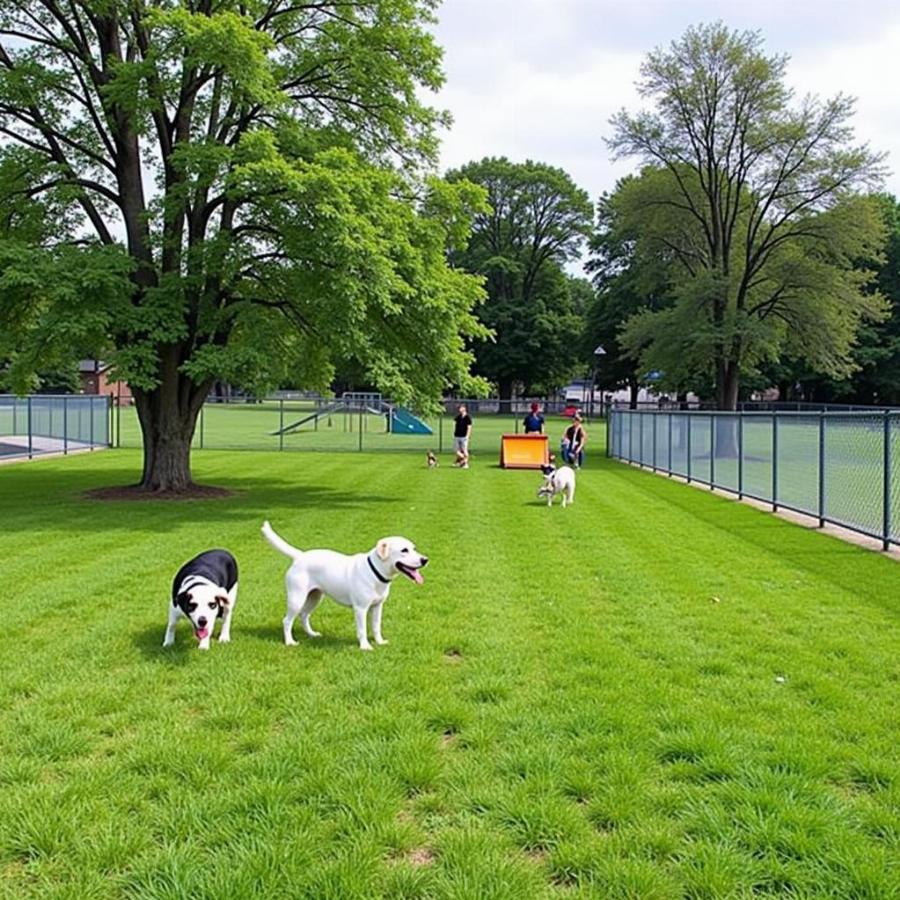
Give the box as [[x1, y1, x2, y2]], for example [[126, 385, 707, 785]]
[[367, 554, 390, 584]]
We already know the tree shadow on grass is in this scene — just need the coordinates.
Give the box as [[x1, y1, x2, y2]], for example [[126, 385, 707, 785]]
[[3, 466, 398, 533]]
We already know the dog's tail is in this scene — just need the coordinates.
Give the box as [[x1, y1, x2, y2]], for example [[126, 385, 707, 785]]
[[261, 521, 303, 560]]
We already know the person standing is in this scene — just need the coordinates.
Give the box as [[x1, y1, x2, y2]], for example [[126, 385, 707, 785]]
[[562, 413, 587, 467], [523, 402, 545, 434], [453, 403, 472, 468]]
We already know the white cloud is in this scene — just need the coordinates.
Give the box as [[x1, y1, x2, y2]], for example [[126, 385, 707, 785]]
[[430, 0, 900, 219]]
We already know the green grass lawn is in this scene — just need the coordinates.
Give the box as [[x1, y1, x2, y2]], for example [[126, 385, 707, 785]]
[[1, 437, 898, 898]]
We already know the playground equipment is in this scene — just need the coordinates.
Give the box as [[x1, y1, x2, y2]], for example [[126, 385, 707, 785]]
[[271, 393, 431, 437], [390, 407, 432, 435], [500, 433, 549, 469]]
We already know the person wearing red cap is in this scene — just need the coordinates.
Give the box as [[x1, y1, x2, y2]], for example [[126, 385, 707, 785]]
[[523, 402, 545, 434]]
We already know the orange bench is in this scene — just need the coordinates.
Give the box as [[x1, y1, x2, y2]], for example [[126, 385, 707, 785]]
[[500, 433, 550, 469]]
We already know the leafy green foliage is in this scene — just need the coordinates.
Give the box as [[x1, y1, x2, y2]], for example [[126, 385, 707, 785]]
[[608, 23, 887, 407], [446, 157, 594, 398], [0, 0, 487, 486]]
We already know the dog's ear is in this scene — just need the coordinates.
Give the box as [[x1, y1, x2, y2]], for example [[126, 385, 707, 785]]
[[376, 539, 391, 560], [215, 595, 229, 608], [175, 590, 192, 609]]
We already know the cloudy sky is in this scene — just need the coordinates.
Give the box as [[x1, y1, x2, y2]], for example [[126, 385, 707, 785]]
[[429, 0, 900, 209]]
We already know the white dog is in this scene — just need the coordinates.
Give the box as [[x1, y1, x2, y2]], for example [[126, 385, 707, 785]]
[[537, 464, 576, 507], [261, 521, 428, 650]]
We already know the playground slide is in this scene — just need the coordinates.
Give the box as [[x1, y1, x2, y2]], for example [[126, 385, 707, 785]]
[[270, 401, 344, 436], [390, 407, 433, 435], [500, 433, 549, 469]]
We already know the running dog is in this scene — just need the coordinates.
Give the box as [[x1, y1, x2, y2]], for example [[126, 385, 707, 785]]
[[164, 549, 238, 650], [427, 451, 439, 468], [537, 464, 576, 508], [261, 521, 428, 650]]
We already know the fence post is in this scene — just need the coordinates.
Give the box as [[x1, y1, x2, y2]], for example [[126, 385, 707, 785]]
[[439, 415, 443, 453], [279, 398, 284, 452], [709, 414, 715, 490], [883, 411, 891, 551], [686, 415, 692, 483], [818, 414, 825, 527], [89, 397, 94, 450], [772, 413, 778, 512], [606, 412, 610, 458], [358, 406, 363, 451], [652, 413, 657, 472], [27, 396, 33, 459], [199, 404, 205, 449], [63, 396, 68, 455], [737, 414, 744, 499]]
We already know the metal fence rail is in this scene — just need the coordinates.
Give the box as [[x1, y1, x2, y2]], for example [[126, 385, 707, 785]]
[[113, 396, 602, 456], [0, 394, 111, 461], [609, 409, 900, 550]]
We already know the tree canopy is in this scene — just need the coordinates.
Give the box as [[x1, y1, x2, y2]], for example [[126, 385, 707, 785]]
[[608, 22, 887, 409], [445, 157, 593, 400], [0, 0, 489, 490]]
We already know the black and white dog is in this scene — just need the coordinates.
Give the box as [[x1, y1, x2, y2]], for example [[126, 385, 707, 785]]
[[164, 550, 238, 650], [537, 463, 576, 508]]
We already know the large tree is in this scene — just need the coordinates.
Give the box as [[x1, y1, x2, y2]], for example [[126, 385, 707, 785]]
[[0, 0, 488, 491], [608, 22, 887, 410], [584, 185, 670, 407], [445, 157, 593, 401]]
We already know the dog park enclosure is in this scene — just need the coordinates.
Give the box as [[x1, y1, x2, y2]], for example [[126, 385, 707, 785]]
[[0, 395, 110, 461], [610, 408, 900, 549]]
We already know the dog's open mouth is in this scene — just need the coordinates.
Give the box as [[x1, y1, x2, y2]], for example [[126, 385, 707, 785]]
[[395, 562, 424, 584], [195, 627, 210, 641]]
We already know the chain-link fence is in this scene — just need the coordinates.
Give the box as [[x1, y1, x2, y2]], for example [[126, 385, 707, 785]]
[[0, 394, 111, 461], [609, 409, 900, 550], [112, 396, 601, 460]]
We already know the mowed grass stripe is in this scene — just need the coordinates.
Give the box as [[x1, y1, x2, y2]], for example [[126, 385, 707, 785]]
[[1, 443, 898, 898]]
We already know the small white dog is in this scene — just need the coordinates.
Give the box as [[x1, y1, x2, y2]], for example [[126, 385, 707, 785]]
[[261, 521, 428, 650], [537, 464, 576, 507]]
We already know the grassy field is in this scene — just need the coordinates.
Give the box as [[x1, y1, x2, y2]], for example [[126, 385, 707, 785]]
[[1, 435, 898, 898], [113, 404, 589, 456]]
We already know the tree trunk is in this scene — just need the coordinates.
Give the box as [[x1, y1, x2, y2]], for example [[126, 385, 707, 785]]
[[714, 362, 740, 457], [497, 377, 514, 415], [132, 366, 211, 492], [628, 380, 639, 410], [716, 362, 740, 411]]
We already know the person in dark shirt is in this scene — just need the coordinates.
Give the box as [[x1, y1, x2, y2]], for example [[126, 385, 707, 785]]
[[561, 412, 587, 467], [453, 404, 472, 468], [523, 402, 545, 434]]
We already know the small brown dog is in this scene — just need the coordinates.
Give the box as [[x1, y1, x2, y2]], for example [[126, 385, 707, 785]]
[[426, 451, 439, 468]]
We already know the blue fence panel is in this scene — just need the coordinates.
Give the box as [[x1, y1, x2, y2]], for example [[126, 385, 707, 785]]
[[823, 415, 883, 539], [671, 414, 688, 477], [741, 416, 773, 502], [608, 408, 900, 548], [689, 415, 712, 484], [775, 415, 820, 516]]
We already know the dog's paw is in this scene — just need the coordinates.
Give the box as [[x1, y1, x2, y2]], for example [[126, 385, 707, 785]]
[[306, 629, 322, 638], [218, 634, 231, 643], [285, 638, 299, 647], [359, 643, 374, 651], [162, 639, 174, 648], [375, 637, 389, 646]]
